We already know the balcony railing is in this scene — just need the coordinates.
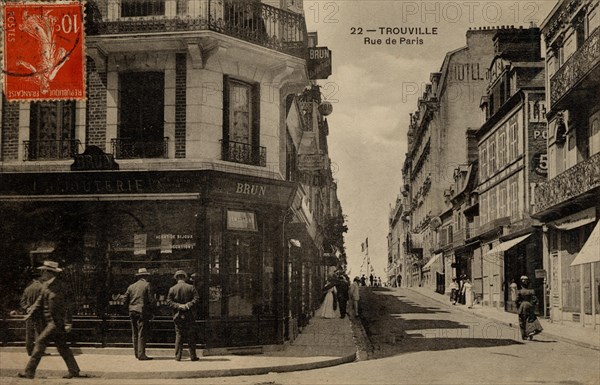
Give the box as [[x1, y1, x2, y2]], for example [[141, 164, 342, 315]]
[[87, 0, 307, 58], [111, 137, 169, 159], [221, 140, 266, 167], [534, 152, 600, 215], [550, 27, 600, 106], [24, 139, 82, 161]]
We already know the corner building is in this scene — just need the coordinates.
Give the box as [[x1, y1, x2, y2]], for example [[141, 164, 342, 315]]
[[0, 0, 335, 349]]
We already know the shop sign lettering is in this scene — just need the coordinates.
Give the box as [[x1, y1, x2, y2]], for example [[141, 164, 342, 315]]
[[235, 183, 266, 196]]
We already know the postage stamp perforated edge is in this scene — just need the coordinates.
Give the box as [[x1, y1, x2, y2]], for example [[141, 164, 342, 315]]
[[1, 0, 87, 103]]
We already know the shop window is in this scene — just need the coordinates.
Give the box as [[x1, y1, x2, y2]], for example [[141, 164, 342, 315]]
[[222, 76, 264, 166], [226, 233, 261, 317], [208, 207, 223, 318], [27, 101, 77, 160]]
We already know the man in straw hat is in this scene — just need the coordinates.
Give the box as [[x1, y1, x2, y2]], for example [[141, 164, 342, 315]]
[[167, 270, 200, 361], [123, 267, 156, 360], [18, 260, 83, 379]]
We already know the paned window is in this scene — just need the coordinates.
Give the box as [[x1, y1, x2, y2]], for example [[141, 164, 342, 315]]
[[498, 128, 507, 168], [589, 110, 600, 156], [510, 176, 519, 219], [509, 119, 518, 160], [480, 147, 488, 180], [28, 101, 76, 160], [223, 77, 262, 166], [489, 138, 497, 176], [489, 188, 497, 221]]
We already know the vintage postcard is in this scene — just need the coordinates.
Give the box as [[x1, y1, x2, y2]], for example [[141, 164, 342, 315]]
[[0, 0, 598, 384]]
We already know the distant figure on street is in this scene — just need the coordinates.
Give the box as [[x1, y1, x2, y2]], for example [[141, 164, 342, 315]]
[[449, 278, 459, 305], [509, 279, 518, 311], [516, 275, 543, 341], [461, 277, 474, 308], [20, 271, 44, 356], [167, 270, 200, 361], [317, 278, 340, 319], [18, 261, 83, 379], [378, 277, 382, 287], [123, 268, 155, 360], [458, 274, 466, 304], [360, 275, 366, 286], [369, 274, 374, 287], [349, 277, 360, 317], [335, 275, 349, 319]]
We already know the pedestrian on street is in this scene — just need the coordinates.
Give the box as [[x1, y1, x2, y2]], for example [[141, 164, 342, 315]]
[[317, 277, 340, 319], [18, 260, 83, 379], [461, 277, 474, 308], [20, 270, 44, 356], [369, 274, 374, 287], [449, 277, 459, 305], [360, 275, 366, 286], [458, 274, 466, 304], [349, 276, 360, 317], [167, 270, 200, 361], [335, 274, 349, 319], [516, 275, 543, 341], [123, 267, 155, 360]]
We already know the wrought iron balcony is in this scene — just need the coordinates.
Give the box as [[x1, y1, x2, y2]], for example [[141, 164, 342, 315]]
[[221, 140, 266, 167], [534, 152, 600, 215], [87, 0, 307, 58], [550, 27, 600, 106], [24, 139, 82, 161], [111, 137, 169, 159]]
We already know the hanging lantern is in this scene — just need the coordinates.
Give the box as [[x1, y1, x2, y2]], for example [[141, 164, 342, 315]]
[[318, 101, 333, 116]]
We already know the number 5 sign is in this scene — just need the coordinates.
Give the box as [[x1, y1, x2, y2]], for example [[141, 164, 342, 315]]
[[3, 2, 85, 101]]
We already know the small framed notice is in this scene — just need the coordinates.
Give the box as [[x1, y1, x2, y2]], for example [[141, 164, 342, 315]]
[[227, 210, 257, 232]]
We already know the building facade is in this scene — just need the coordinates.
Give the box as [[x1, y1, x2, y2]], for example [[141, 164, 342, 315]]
[[0, 0, 344, 349], [399, 28, 497, 291], [472, 27, 547, 311], [535, 0, 600, 328]]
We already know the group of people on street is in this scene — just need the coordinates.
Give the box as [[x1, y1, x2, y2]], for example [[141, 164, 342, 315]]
[[317, 273, 360, 319], [17, 260, 202, 379], [358, 274, 382, 287], [448, 275, 474, 308], [447, 274, 543, 341]]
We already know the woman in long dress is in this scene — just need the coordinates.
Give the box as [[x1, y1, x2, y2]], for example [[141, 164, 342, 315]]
[[317, 283, 340, 319], [516, 275, 543, 340], [462, 278, 474, 308]]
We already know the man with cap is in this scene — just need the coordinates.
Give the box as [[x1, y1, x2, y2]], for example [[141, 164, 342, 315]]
[[123, 267, 156, 360], [18, 261, 83, 379], [167, 270, 200, 361]]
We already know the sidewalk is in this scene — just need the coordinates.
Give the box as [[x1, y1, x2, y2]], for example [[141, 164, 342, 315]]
[[0, 316, 358, 379], [407, 286, 600, 351]]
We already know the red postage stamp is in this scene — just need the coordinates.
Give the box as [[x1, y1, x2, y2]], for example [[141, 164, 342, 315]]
[[3, 1, 85, 102]]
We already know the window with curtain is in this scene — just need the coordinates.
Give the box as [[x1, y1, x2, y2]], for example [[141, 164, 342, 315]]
[[29, 101, 76, 160]]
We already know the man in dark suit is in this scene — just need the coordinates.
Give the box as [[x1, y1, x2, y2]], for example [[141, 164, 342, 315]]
[[167, 270, 200, 361], [18, 261, 83, 379], [20, 271, 44, 356], [123, 267, 155, 360], [335, 275, 349, 319]]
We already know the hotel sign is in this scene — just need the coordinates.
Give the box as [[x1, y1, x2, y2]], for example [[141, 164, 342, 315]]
[[307, 47, 332, 80]]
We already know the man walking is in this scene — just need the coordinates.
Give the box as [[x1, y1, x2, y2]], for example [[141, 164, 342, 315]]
[[349, 276, 360, 317], [18, 260, 83, 379], [20, 270, 44, 356], [167, 270, 200, 361], [123, 268, 155, 360], [335, 275, 349, 319]]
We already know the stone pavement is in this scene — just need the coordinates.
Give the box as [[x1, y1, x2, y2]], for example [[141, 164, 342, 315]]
[[407, 286, 600, 351], [0, 316, 358, 379]]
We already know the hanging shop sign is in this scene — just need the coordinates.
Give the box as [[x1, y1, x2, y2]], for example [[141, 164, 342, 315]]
[[297, 154, 327, 171], [307, 47, 332, 79]]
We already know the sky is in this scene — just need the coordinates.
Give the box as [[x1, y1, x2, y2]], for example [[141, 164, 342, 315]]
[[304, 0, 556, 280]]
